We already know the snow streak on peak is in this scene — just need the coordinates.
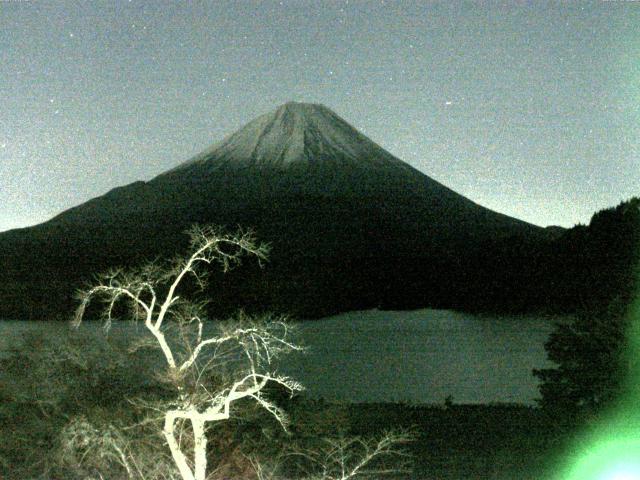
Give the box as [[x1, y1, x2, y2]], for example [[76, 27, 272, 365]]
[[172, 102, 411, 173]]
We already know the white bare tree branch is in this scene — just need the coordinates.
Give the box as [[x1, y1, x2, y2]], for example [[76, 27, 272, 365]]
[[70, 225, 412, 480], [73, 225, 305, 480], [247, 430, 414, 480]]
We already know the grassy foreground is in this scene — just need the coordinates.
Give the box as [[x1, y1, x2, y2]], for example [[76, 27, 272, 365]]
[[0, 329, 580, 479], [0, 394, 579, 479], [343, 402, 577, 480]]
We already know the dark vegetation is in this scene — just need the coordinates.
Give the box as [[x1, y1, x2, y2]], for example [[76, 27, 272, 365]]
[[0, 196, 637, 321], [347, 402, 575, 480], [0, 328, 296, 479], [0, 328, 580, 480], [0, 329, 169, 478], [532, 199, 640, 419], [0, 197, 636, 478], [454, 197, 639, 314], [534, 298, 629, 415]]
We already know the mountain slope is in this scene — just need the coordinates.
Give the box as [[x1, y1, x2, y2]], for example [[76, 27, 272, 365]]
[[0, 102, 552, 319], [168, 102, 414, 172]]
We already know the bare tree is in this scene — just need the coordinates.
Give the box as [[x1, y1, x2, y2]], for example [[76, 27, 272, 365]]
[[249, 430, 414, 480], [72, 225, 413, 480], [300, 432, 414, 480], [74, 225, 304, 480]]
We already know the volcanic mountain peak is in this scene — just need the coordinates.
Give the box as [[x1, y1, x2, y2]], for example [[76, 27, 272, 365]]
[[170, 102, 409, 173], [0, 101, 555, 321]]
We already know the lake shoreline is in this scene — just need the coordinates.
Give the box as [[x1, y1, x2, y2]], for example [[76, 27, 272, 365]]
[[0, 309, 561, 405]]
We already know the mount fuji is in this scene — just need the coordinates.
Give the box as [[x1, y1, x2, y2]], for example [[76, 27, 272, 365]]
[[0, 102, 553, 319]]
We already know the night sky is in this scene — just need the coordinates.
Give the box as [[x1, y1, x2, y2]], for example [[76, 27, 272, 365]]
[[1, 0, 638, 232]]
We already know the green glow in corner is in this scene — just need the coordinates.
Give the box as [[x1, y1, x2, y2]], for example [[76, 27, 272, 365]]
[[603, 465, 640, 480], [561, 433, 640, 480], [558, 294, 640, 480]]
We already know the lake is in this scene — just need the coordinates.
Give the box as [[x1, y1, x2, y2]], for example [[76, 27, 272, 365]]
[[0, 309, 558, 405]]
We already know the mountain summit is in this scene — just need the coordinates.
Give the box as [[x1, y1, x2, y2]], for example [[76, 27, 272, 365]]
[[0, 102, 550, 319], [170, 102, 411, 173], [157, 102, 471, 200]]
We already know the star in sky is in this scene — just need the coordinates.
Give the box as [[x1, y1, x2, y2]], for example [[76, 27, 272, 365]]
[[0, 1, 637, 233]]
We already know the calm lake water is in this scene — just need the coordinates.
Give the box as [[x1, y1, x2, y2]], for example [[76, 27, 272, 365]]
[[0, 309, 558, 405]]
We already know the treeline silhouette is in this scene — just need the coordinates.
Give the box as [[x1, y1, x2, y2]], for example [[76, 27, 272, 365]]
[[386, 197, 639, 315], [0, 197, 637, 320]]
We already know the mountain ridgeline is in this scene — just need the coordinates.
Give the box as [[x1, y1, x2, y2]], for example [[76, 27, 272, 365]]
[[0, 102, 637, 320]]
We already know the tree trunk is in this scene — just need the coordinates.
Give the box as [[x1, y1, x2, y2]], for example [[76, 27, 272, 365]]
[[192, 418, 208, 480], [164, 412, 196, 480]]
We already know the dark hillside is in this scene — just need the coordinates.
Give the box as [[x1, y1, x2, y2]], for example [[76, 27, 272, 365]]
[[0, 104, 634, 320]]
